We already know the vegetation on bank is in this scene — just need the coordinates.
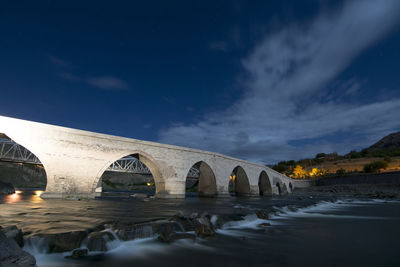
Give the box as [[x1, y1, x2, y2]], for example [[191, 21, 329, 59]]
[[272, 148, 398, 179]]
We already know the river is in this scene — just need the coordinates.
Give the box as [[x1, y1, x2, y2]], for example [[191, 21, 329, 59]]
[[1, 191, 399, 266]]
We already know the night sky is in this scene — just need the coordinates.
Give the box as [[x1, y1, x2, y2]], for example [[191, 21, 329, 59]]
[[1, 0, 400, 164]]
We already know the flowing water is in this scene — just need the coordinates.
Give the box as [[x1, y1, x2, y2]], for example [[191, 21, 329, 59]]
[[1, 191, 400, 267]]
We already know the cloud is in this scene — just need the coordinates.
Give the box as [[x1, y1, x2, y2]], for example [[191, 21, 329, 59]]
[[58, 71, 129, 91], [48, 55, 73, 68], [159, 0, 400, 164], [50, 55, 129, 91], [86, 76, 129, 91], [58, 72, 81, 82]]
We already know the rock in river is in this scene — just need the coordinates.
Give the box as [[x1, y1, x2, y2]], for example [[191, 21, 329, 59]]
[[255, 210, 270, 220], [157, 221, 195, 243], [193, 213, 216, 238], [3, 225, 24, 247], [87, 231, 115, 252], [0, 227, 36, 266], [36, 230, 87, 253], [66, 248, 89, 259]]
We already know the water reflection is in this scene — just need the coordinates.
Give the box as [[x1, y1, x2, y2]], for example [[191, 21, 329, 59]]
[[3, 190, 44, 204], [32, 190, 44, 203], [35, 190, 43, 197], [5, 190, 21, 204]]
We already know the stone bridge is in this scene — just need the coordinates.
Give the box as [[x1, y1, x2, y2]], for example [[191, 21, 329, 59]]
[[0, 115, 303, 199]]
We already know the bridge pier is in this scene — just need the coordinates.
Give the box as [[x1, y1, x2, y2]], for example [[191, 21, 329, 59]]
[[250, 185, 260, 196], [155, 177, 186, 199]]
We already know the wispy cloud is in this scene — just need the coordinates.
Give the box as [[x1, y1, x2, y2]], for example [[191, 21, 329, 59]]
[[50, 55, 129, 91], [58, 72, 129, 91], [48, 55, 73, 68], [159, 0, 400, 164], [58, 72, 81, 82], [86, 76, 129, 91]]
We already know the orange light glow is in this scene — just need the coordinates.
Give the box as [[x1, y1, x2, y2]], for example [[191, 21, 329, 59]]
[[5, 192, 21, 204], [229, 175, 236, 181], [34, 190, 43, 197]]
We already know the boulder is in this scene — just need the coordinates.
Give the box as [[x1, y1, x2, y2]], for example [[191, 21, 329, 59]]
[[37, 230, 87, 253], [169, 213, 195, 231], [169, 212, 216, 238], [193, 213, 215, 238], [157, 223, 177, 242], [87, 223, 106, 234], [3, 225, 24, 247], [114, 220, 181, 241], [87, 231, 115, 252], [255, 210, 270, 220], [65, 248, 88, 259], [0, 181, 15, 195], [0, 228, 36, 266], [189, 213, 198, 220]]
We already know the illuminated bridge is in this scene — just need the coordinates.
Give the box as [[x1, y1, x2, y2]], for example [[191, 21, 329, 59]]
[[0, 115, 302, 199]]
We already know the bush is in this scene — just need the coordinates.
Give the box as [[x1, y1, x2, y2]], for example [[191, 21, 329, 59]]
[[315, 153, 326, 159], [336, 168, 346, 175], [383, 157, 392, 163], [273, 164, 287, 173], [348, 150, 362, 159], [363, 161, 388, 173]]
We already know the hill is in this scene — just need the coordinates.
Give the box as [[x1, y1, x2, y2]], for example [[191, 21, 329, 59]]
[[273, 131, 400, 178], [368, 132, 400, 150]]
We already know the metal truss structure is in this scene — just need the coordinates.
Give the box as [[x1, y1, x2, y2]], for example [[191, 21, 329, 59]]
[[0, 138, 200, 178], [108, 156, 200, 178], [0, 138, 41, 164]]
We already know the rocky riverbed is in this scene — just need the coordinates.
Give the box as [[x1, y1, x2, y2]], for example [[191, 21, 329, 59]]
[[2, 209, 267, 260], [1, 181, 400, 266]]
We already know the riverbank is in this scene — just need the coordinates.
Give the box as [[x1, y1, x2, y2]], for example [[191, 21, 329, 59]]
[[293, 183, 400, 199]]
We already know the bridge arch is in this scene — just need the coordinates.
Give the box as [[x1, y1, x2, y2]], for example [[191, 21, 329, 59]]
[[185, 161, 217, 197], [229, 166, 251, 196], [92, 150, 164, 196], [0, 132, 48, 190], [282, 183, 288, 194], [258, 171, 272, 196]]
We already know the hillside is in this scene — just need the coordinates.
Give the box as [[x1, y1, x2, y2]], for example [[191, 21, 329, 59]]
[[273, 131, 400, 178], [368, 132, 400, 150]]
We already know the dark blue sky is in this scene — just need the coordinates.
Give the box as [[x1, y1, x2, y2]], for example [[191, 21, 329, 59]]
[[1, 0, 400, 164]]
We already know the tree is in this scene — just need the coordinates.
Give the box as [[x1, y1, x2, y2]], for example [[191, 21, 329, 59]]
[[293, 165, 308, 179], [363, 161, 388, 173], [336, 168, 346, 175], [315, 153, 326, 159]]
